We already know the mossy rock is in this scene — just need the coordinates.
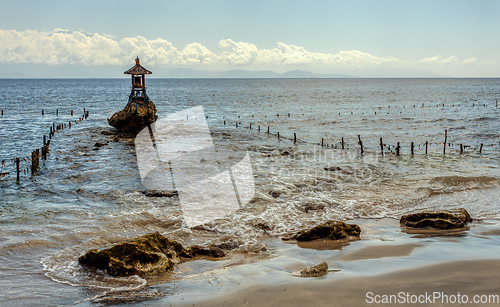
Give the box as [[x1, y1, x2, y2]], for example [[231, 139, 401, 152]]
[[300, 261, 328, 277], [286, 221, 361, 241], [400, 208, 472, 230], [186, 245, 225, 258], [79, 232, 225, 277], [108, 99, 158, 134]]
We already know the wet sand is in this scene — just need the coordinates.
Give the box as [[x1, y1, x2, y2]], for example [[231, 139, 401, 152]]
[[194, 259, 500, 306], [162, 218, 500, 307], [64, 218, 500, 306]]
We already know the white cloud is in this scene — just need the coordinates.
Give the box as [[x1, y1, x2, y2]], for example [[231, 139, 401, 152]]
[[0, 28, 123, 65], [419, 55, 443, 63], [218, 39, 260, 65], [0, 28, 488, 75], [462, 57, 477, 65], [119, 36, 178, 64], [418, 55, 459, 65], [175, 42, 217, 65], [441, 56, 458, 64]]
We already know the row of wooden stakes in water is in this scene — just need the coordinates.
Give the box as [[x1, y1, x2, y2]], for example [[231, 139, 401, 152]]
[[0, 109, 90, 183], [1, 109, 89, 117], [0, 99, 497, 118], [225, 120, 499, 156], [243, 100, 499, 118]]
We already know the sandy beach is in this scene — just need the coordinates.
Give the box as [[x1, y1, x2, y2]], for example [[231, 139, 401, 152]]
[[125, 218, 500, 307], [193, 259, 500, 306]]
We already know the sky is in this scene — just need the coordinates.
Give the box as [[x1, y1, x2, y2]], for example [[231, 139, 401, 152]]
[[0, 0, 499, 78]]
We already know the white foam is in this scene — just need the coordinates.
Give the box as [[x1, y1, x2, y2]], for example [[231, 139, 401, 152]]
[[41, 245, 147, 292]]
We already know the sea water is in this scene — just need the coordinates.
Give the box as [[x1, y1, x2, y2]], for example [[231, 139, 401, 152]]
[[0, 78, 499, 305]]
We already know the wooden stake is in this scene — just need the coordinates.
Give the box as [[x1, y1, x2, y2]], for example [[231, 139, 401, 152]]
[[425, 141, 428, 154], [396, 142, 401, 156], [411, 142, 414, 155], [321, 138, 324, 147], [42, 109, 44, 115], [250, 123, 252, 129], [267, 126, 270, 134], [42, 145, 47, 160], [56, 109, 58, 116], [33, 149, 39, 174], [71, 110, 73, 116], [341, 137, 345, 150], [31, 150, 36, 175], [460, 144, 463, 154], [258, 126, 260, 132], [16, 157, 20, 183], [380, 137, 383, 156], [443, 130, 447, 155], [480, 143, 483, 154], [43, 135, 46, 146], [357, 135, 363, 154], [294, 133, 296, 144], [278, 131, 280, 139]]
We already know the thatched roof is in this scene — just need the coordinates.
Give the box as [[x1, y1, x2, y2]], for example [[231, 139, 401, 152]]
[[124, 57, 152, 75]]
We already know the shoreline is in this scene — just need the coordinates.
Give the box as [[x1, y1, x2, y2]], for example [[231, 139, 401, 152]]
[[98, 218, 500, 306], [190, 259, 500, 306]]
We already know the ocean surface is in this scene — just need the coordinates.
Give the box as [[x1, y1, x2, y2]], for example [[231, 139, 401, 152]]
[[1, 78, 500, 305]]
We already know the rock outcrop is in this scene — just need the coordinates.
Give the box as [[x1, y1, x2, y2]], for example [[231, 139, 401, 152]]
[[79, 232, 225, 277], [108, 98, 157, 134], [300, 261, 329, 277], [400, 208, 472, 230], [284, 221, 361, 241], [141, 190, 178, 198]]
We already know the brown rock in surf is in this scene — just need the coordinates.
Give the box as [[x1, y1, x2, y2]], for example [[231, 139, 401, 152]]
[[300, 261, 329, 277], [78, 232, 225, 277], [400, 208, 472, 230], [284, 220, 361, 241]]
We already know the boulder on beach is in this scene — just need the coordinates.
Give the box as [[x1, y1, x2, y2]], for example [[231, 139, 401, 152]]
[[323, 166, 354, 174], [300, 261, 329, 277], [400, 208, 472, 230], [269, 187, 285, 198], [284, 220, 361, 241], [107, 99, 158, 134], [78, 232, 225, 277], [141, 190, 178, 198]]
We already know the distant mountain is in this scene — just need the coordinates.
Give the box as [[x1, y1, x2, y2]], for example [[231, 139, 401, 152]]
[[219, 69, 281, 78], [1, 71, 34, 78], [2, 63, 444, 79], [280, 69, 357, 78], [314, 73, 358, 78], [281, 69, 315, 78]]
